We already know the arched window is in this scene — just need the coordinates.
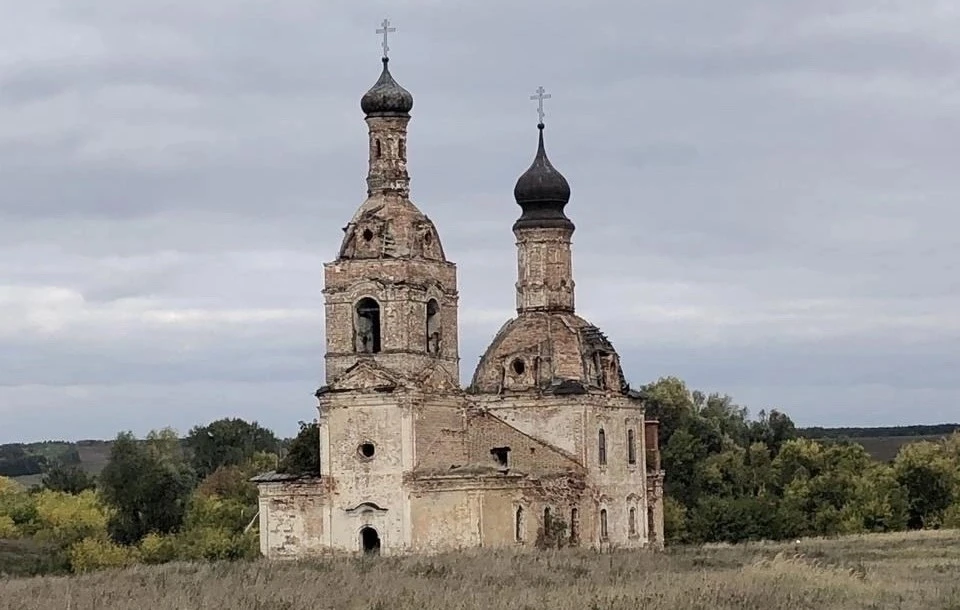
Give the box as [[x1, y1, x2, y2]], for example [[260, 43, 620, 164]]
[[355, 298, 382, 354], [629, 507, 637, 535], [515, 506, 524, 542], [598, 429, 607, 466], [627, 429, 636, 465], [426, 299, 440, 354], [600, 508, 608, 541], [375, 139, 382, 159]]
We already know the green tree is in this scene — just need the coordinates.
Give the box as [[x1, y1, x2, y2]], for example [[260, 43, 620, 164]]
[[98, 430, 196, 545], [185, 418, 280, 478], [41, 461, 96, 495], [893, 441, 957, 529], [277, 421, 320, 475]]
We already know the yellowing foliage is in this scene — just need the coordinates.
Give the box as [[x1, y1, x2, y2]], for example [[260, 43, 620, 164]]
[[138, 533, 178, 565], [0, 515, 18, 538], [33, 490, 110, 545], [0, 477, 21, 496], [68, 537, 139, 574]]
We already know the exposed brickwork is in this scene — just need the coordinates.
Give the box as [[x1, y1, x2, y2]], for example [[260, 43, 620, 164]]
[[254, 58, 665, 559], [515, 226, 575, 312], [465, 411, 583, 474]]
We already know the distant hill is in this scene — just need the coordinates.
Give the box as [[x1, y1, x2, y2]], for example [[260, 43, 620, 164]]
[[797, 424, 959, 462], [1, 440, 115, 487]]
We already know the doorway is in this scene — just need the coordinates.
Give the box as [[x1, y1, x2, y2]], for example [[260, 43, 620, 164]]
[[360, 526, 381, 555]]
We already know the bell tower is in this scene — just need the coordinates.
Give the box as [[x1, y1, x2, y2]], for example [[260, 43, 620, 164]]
[[320, 27, 460, 388], [513, 87, 576, 315]]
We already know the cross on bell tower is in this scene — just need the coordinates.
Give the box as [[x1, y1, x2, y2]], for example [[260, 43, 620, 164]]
[[376, 18, 396, 58], [530, 86, 552, 126]]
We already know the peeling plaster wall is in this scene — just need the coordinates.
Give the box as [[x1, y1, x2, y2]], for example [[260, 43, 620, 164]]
[[257, 482, 328, 559], [409, 490, 481, 551], [320, 394, 414, 554]]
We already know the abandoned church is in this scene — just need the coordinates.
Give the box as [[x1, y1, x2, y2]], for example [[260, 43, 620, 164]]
[[252, 30, 665, 557]]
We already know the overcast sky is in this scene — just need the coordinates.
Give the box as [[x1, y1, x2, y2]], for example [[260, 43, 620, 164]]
[[1, 0, 957, 443]]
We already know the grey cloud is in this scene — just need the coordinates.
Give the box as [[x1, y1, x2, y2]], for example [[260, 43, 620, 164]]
[[0, 0, 957, 442]]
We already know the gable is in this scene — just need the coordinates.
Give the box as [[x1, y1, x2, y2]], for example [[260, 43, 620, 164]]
[[417, 362, 460, 393], [466, 411, 584, 474], [328, 360, 400, 393]]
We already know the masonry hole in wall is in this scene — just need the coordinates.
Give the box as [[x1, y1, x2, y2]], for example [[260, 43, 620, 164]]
[[511, 358, 526, 375], [490, 447, 510, 468], [362, 228, 374, 242], [426, 299, 440, 354], [355, 298, 382, 354], [360, 526, 381, 555], [358, 443, 375, 459]]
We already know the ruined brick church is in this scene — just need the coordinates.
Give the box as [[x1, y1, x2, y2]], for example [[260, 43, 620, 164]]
[[253, 41, 665, 557]]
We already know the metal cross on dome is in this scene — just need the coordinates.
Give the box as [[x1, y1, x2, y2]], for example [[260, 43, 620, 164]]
[[530, 86, 551, 124], [376, 18, 396, 58]]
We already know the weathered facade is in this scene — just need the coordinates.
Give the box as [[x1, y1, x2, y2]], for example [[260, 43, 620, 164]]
[[254, 51, 665, 558]]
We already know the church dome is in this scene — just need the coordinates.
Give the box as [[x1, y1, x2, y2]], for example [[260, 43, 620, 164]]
[[361, 58, 414, 117], [468, 312, 628, 395], [513, 124, 573, 231], [337, 197, 447, 262]]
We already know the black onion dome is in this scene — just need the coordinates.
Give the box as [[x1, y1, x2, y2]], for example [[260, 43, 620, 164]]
[[361, 57, 414, 117], [513, 124, 574, 231]]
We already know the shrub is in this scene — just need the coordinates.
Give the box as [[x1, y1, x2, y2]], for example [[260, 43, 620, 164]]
[[32, 490, 110, 545], [176, 527, 257, 561], [944, 502, 960, 529], [0, 515, 17, 539], [68, 537, 140, 573], [139, 533, 179, 564]]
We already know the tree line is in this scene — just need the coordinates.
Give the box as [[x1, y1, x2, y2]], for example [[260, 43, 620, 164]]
[[1, 378, 959, 575], [642, 377, 960, 543], [0, 418, 318, 574]]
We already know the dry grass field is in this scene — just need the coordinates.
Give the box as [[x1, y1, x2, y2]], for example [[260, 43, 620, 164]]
[[1, 530, 958, 610]]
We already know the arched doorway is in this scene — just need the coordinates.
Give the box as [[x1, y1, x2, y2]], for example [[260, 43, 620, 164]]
[[360, 526, 381, 555]]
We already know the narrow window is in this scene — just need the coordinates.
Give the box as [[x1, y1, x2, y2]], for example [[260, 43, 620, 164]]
[[375, 139, 382, 158], [490, 447, 510, 468], [629, 507, 637, 535], [570, 508, 579, 543], [543, 507, 551, 528], [647, 507, 656, 541], [399, 138, 406, 160], [627, 429, 636, 465], [426, 299, 440, 354], [600, 509, 608, 541], [515, 506, 524, 542], [355, 298, 382, 354], [598, 429, 607, 466]]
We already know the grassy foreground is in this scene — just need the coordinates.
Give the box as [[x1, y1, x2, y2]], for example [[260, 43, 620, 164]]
[[1, 530, 958, 610]]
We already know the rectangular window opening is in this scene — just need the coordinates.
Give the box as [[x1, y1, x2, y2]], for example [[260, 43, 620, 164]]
[[491, 447, 511, 468]]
